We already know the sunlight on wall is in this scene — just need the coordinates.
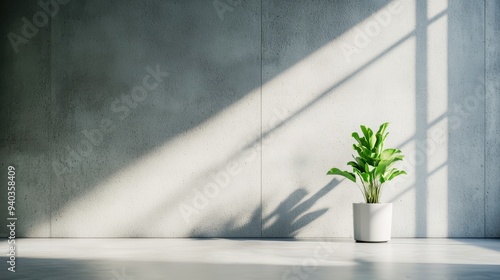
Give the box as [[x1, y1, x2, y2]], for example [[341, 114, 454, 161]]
[[262, 1, 415, 115], [52, 0, 452, 237], [426, 0, 448, 236], [261, 0, 418, 237], [427, 0, 448, 19], [55, 90, 262, 236]]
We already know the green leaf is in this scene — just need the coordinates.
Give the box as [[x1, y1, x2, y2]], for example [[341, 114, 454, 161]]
[[388, 170, 407, 181], [327, 122, 406, 201], [353, 168, 370, 182], [376, 122, 389, 136], [369, 134, 377, 150], [360, 125, 373, 145], [327, 168, 356, 182], [364, 163, 371, 173], [352, 144, 362, 155], [353, 156, 367, 171], [359, 146, 371, 159], [375, 163, 387, 179], [380, 148, 398, 161], [374, 133, 383, 155], [352, 132, 368, 147], [383, 132, 389, 143], [347, 161, 360, 169]]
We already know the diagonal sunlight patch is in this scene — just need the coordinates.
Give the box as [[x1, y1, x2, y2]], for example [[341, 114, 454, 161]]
[[52, 0, 426, 237], [262, 0, 415, 116], [262, 0, 417, 237], [426, 5, 448, 236], [54, 88, 262, 237]]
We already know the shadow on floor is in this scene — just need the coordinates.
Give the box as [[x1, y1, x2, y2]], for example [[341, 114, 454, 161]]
[[2, 255, 500, 280]]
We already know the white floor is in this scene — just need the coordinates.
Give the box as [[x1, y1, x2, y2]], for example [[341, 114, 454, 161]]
[[1, 238, 500, 279]]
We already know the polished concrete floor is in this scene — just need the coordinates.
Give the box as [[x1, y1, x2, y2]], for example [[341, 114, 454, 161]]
[[1, 238, 499, 279]]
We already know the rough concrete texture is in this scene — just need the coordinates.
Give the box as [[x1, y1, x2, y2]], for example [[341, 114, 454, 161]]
[[261, 0, 416, 237], [48, 0, 262, 237], [0, 0, 499, 238], [446, 0, 485, 237], [486, 0, 500, 237], [0, 0, 52, 237]]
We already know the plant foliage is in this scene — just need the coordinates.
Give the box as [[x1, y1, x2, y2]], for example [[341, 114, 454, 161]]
[[327, 122, 406, 203]]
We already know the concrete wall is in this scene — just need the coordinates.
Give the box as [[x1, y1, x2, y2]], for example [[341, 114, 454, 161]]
[[0, 0, 498, 238], [1, 0, 52, 237], [486, 0, 500, 237]]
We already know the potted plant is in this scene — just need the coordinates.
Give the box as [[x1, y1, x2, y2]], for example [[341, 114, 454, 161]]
[[327, 122, 406, 242]]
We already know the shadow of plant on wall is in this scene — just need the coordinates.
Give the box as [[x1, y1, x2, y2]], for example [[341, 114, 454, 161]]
[[190, 179, 341, 237]]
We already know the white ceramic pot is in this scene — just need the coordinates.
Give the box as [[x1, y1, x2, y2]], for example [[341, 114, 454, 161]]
[[353, 203, 392, 242]]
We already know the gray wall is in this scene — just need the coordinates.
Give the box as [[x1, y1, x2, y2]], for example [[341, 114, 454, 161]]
[[486, 0, 500, 237], [1, 0, 499, 238]]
